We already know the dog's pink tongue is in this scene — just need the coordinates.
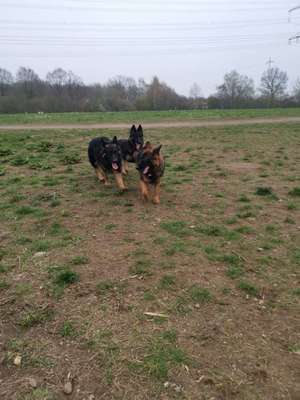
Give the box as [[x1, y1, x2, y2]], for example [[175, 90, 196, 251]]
[[136, 144, 141, 150], [143, 166, 150, 174], [112, 163, 118, 170]]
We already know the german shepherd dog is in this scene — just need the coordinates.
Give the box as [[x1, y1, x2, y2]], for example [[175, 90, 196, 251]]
[[88, 136, 126, 191], [136, 142, 165, 204], [118, 124, 144, 174]]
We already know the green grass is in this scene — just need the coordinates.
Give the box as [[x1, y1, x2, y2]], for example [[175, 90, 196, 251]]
[[188, 285, 212, 303], [96, 280, 126, 296], [164, 240, 190, 256], [60, 152, 81, 165], [292, 288, 300, 296], [196, 224, 240, 241], [31, 240, 52, 252], [60, 321, 78, 338], [159, 274, 176, 289], [1, 122, 300, 399], [19, 308, 54, 328], [160, 220, 190, 237], [287, 202, 298, 210], [143, 291, 156, 301], [135, 330, 188, 380], [0, 279, 10, 290], [238, 194, 251, 203], [129, 260, 153, 277], [226, 265, 244, 279], [1, 108, 300, 125], [47, 266, 79, 297], [255, 187, 274, 196], [288, 344, 300, 354], [53, 268, 79, 286], [0, 264, 8, 273], [238, 281, 259, 297], [15, 283, 33, 297], [70, 255, 89, 265], [96, 280, 115, 296], [15, 206, 45, 218], [288, 187, 300, 197], [20, 388, 56, 400], [105, 223, 118, 231]]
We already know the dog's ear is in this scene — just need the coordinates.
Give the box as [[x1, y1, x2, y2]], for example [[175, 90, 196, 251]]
[[137, 124, 143, 135], [143, 141, 152, 150], [112, 136, 118, 144], [153, 145, 162, 155], [130, 125, 137, 133]]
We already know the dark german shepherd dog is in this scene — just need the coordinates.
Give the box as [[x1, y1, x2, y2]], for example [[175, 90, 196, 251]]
[[118, 124, 144, 174], [136, 141, 165, 204], [88, 136, 127, 191]]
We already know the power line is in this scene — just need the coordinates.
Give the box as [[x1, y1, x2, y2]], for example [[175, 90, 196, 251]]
[[0, 31, 287, 44], [0, 21, 294, 36], [0, 40, 288, 59], [1, 2, 288, 12], [289, 6, 300, 14], [289, 33, 300, 44], [0, 17, 294, 28]]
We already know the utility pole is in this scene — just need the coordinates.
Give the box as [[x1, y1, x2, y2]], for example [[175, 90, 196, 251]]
[[266, 57, 275, 69]]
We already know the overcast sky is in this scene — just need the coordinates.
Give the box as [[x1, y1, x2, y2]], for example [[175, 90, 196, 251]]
[[1, 0, 300, 95]]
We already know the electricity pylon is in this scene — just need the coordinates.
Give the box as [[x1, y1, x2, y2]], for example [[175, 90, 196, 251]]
[[288, 5, 300, 44]]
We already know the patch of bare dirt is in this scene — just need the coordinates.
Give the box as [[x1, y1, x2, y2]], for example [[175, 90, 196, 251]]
[[1, 116, 300, 130]]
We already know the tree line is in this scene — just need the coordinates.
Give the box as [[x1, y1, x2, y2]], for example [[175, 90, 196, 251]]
[[0, 66, 299, 113]]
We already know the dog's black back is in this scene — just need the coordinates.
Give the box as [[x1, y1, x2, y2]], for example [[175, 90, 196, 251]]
[[118, 124, 144, 163], [88, 137, 109, 168], [88, 136, 123, 173]]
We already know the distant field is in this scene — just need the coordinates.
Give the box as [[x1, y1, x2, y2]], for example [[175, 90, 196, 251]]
[[0, 123, 299, 399], [0, 107, 300, 125]]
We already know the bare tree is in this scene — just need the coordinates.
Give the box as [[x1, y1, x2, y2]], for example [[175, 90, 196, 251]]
[[16, 67, 40, 98], [260, 67, 288, 106], [111, 75, 138, 103], [145, 76, 184, 110], [66, 71, 83, 98], [0, 68, 13, 96], [46, 68, 68, 95], [293, 79, 300, 103], [217, 70, 255, 108]]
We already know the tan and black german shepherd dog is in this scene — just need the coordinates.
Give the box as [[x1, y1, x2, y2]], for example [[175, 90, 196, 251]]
[[118, 124, 144, 174], [88, 136, 127, 191], [136, 142, 165, 204]]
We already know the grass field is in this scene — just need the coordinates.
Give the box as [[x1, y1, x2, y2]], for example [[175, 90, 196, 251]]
[[0, 107, 300, 125], [0, 123, 299, 399]]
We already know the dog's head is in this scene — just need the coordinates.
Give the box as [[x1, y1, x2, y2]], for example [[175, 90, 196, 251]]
[[104, 136, 123, 171], [129, 124, 144, 151], [138, 142, 163, 177]]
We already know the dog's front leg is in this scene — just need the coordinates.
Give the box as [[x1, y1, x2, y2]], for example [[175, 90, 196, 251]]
[[113, 171, 127, 191], [140, 179, 150, 201], [152, 181, 160, 204], [124, 160, 129, 173], [121, 161, 127, 175], [95, 166, 109, 185]]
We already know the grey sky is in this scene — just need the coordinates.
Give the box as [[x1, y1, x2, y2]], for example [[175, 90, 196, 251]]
[[1, 0, 300, 96]]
